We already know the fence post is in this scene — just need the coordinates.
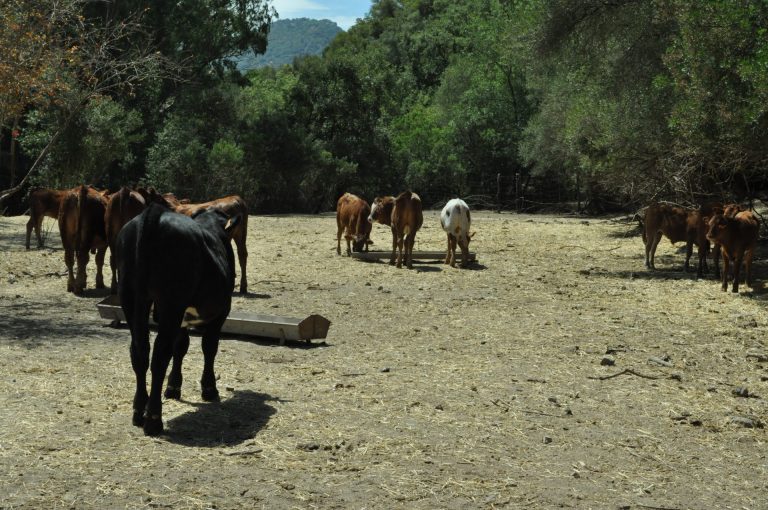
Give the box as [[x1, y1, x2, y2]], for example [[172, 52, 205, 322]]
[[515, 172, 521, 213], [496, 173, 502, 213]]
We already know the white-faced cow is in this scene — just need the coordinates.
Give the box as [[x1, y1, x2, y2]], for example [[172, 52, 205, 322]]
[[369, 191, 423, 269], [440, 198, 474, 268], [336, 192, 373, 256], [117, 203, 240, 436]]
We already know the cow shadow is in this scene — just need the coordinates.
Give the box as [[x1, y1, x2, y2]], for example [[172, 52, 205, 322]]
[[163, 390, 279, 447], [78, 288, 112, 299], [413, 265, 443, 272], [236, 291, 272, 300]]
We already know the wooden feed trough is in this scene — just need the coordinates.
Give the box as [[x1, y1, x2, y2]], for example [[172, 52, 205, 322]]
[[350, 250, 476, 263], [96, 295, 330, 345]]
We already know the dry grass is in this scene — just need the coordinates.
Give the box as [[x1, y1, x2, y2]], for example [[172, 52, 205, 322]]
[[1, 211, 767, 509]]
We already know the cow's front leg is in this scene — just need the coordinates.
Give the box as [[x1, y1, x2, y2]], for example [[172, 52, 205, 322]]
[[721, 254, 731, 292], [732, 252, 744, 293], [165, 328, 190, 400]]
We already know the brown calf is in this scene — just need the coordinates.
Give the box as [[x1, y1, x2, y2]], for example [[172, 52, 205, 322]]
[[58, 185, 109, 294], [643, 203, 710, 276], [336, 193, 373, 256], [369, 191, 423, 269], [105, 187, 147, 294], [172, 195, 249, 293], [26, 187, 72, 249], [706, 210, 759, 293]]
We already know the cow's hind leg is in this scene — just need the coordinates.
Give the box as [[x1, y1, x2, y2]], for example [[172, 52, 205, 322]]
[[200, 316, 226, 402], [405, 232, 416, 269], [164, 328, 191, 400], [389, 229, 397, 265], [94, 246, 106, 289], [64, 247, 76, 292], [25, 215, 36, 250], [648, 232, 662, 269], [745, 249, 755, 288], [74, 248, 90, 294], [396, 234, 405, 268], [144, 308, 184, 436], [125, 298, 152, 428]]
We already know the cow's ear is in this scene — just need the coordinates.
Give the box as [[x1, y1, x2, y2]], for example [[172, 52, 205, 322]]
[[469, 231, 476, 239], [224, 215, 241, 232]]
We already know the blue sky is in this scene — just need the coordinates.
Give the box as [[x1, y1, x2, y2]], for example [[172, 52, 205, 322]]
[[270, 0, 372, 30]]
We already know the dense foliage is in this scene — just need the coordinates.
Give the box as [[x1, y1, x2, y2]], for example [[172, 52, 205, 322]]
[[3, 0, 768, 214], [235, 18, 343, 70]]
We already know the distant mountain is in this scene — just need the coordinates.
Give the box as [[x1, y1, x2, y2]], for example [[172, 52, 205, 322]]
[[235, 18, 343, 71]]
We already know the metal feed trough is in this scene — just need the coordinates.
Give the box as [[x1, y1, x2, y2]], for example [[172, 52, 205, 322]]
[[96, 295, 330, 345], [350, 250, 476, 263]]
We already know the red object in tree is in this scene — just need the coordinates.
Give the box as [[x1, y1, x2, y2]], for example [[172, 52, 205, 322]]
[[11, 129, 20, 139]]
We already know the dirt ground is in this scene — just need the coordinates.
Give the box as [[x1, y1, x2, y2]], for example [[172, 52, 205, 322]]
[[1, 210, 767, 509]]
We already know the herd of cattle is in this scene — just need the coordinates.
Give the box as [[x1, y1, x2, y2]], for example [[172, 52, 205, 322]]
[[19, 186, 761, 435], [22, 185, 475, 435], [641, 202, 760, 293]]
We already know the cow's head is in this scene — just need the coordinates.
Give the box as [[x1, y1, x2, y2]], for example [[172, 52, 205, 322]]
[[459, 231, 476, 250], [706, 214, 730, 244], [368, 196, 394, 226]]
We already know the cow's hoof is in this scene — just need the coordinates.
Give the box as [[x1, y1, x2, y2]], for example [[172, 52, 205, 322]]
[[164, 385, 181, 400], [132, 411, 144, 427], [143, 416, 164, 436], [201, 387, 220, 402]]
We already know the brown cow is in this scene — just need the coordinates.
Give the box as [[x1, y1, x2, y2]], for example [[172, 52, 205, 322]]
[[58, 185, 109, 294], [642, 203, 711, 276], [369, 191, 423, 269], [336, 193, 373, 256], [171, 195, 249, 293], [701, 203, 746, 279], [26, 187, 73, 249], [105, 187, 148, 294], [706, 209, 759, 293]]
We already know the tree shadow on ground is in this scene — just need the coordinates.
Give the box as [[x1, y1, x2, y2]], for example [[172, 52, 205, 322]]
[[164, 390, 280, 447], [0, 297, 120, 348]]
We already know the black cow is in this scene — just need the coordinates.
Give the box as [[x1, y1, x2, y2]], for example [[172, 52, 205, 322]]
[[117, 203, 240, 436]]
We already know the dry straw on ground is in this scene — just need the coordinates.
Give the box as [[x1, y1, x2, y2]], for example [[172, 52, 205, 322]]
[[1, 211, 767, 509]]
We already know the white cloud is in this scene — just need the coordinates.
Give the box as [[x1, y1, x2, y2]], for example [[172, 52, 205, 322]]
[[271, 0, 329, 18], [330, 15, 361, 30]]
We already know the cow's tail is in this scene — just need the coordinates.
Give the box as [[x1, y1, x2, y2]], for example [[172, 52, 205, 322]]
[[132, 203, 164, 333], [354, 210, 366, 242], [75, 184, 88, 253], [635, 210, 646, 243]]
